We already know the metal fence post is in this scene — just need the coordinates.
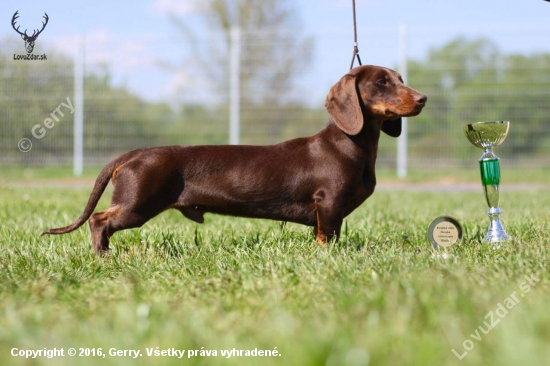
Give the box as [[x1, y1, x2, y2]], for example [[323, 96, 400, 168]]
[[397, 25, 408, 178], [73, 34, 85, 176], [229, 27, 241, 145]]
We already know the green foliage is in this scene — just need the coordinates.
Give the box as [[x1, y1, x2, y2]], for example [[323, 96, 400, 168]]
[[2, 35, 550, 166], [408, 37, 550, 164], [0, 39, 179, 165]]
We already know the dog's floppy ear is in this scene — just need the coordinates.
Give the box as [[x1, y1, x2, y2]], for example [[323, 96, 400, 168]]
[[382, 118, 402, 137], [325, 74, 363, 135]]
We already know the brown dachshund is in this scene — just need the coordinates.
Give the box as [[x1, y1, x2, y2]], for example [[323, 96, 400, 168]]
[[43, 65, 426, 253]]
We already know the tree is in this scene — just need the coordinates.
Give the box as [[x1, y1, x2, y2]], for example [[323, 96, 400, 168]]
[[0, 37, 178, 166], [406, 37, 550, 164], [171, 0, 312, 105], [168, 0, 314, 143]]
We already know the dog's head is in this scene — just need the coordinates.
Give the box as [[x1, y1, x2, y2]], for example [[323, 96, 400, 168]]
[[325, 65, 427, 137]]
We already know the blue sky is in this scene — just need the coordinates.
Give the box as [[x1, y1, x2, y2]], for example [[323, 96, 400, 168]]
[[1, 0, 549, 104]]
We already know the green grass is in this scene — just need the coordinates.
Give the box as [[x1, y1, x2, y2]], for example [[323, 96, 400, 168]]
[[0, 166, 103, 181], [0, 185, 549, 366]]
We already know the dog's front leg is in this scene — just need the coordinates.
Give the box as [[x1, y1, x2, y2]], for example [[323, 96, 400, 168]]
[[314, 194, 343, 246]]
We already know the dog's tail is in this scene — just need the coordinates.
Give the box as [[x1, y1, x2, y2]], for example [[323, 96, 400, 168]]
[[41, 153, 133, 236]]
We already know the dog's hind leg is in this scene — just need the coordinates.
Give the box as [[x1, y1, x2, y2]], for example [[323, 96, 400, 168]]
[[88, 160, 182, 254], [88, 207, 116, 254], [89, 205, 157, 254]]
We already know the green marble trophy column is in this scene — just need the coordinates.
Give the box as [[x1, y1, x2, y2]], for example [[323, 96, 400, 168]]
[[464, 121, 511, 245]]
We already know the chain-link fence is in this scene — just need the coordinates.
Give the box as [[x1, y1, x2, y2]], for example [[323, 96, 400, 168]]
[[2, 25, 549, 173]]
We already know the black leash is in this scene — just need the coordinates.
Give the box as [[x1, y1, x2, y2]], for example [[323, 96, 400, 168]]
[[349, 0, 362, 70]]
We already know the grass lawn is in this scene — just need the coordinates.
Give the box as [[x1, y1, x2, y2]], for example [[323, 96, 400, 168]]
[[0, 183, 549, 365]]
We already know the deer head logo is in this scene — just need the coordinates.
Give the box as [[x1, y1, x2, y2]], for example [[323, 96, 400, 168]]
[[12, 11, 49, 54]]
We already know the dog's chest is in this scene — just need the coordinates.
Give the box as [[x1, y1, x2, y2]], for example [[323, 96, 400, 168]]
[[340, 165, 376, 216]]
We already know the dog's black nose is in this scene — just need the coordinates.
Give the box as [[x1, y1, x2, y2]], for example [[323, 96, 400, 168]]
[[415, 94, 428, 105]]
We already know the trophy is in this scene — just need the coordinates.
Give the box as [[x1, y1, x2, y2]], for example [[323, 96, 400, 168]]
[[463, 121, 511, 244]]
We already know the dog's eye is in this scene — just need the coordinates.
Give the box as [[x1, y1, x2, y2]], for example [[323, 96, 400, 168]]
[[377, 78, 387, 85]]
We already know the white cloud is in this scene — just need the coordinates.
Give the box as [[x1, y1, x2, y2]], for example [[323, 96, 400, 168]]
[[162, 70, 222, 105], [323, 0, 382, 8], [88, 30, 157, 68], [87, 29, 113, 44], [153, 0, 199, 15], [164, 70, 192, 94]]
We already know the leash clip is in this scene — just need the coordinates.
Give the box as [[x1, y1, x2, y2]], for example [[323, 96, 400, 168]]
[[349, 0, 363, 70]]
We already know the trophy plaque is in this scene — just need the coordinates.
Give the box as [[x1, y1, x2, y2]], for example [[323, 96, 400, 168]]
[[463, 121, 511, 244], [428, 216, 463, 250]]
